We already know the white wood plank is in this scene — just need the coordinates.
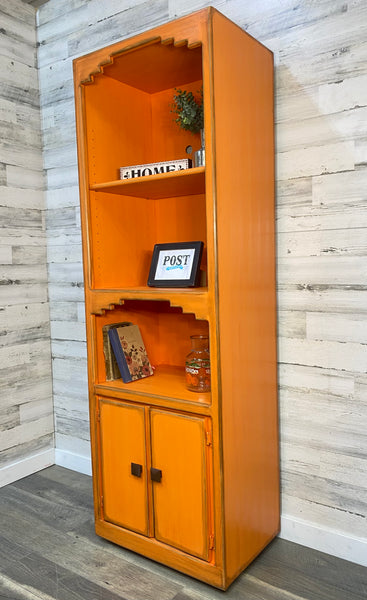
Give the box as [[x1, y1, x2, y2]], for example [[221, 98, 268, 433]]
[[46, 185, 80, 209], [0, 377, 52, 410], [0, 0, 35, 24], [278, 363, 355, 397], [282, 495, 366, 540], [46, 207, 78, 229], [0, 283, 48, 305], [0, 245, 12, 264], [277, 141, 355, 181], [51, 339, 87, 359], [0, 303, 49, 330], [0, 230, 45, 246], [43, 143, 78, 169], [48, 283, 85, 303], [278, 255, 366, 285], [0, 163, 6, 186], [0, 345, 31, 370], [277, 310, 306, 338], [38, 59, 73, 104], [36, 0, 87, 27], [77, 302, 86, 323], [54, 413, 90, 440], [12, 246, 46, 265], [0, 407, 19, 433], [0, 35, 36, 69], [6, 166, 44, 190], [319, 73, 367, 115], [47, 261, 83, 284], [0, 55, 38, 91], [53, 393, 89, 420], [312, 170, 367, 206], [0, 415, 54, 453], [19, 398, 53, 424], [50, 320, 86, 342], [279, 336, 367, 373], [277, 106, 367, 154], [0, 10, 36, 46], [275, 86, 320, 124], [355, 138, 367, 165], [278, 285, 367, 314], [66, 1, 169, 59], [47, 244, 82, 264], [0, 264, 48, 283], [0, 97, 17, 123], [277, 177, 312, 207], [278, 227, 367, 257], [306, 312, 367, 344], [55, 432, 91, 459], [46, 165, 79, 188], [0, 143, 43, 171], [277, 205, 367, 233], [48, 301, 78, 321]]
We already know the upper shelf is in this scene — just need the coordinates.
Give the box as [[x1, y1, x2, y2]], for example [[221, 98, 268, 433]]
[[90, 166, 205, 199]]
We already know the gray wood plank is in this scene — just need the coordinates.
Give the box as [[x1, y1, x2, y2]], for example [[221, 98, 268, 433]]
[[246, 538, 367, 600]]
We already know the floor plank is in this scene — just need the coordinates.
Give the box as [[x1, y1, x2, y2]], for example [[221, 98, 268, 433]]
[[0, 466, 365, 600]]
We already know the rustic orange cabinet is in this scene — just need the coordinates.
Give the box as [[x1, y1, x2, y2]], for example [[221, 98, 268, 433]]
[[74, 7, 279, 589]]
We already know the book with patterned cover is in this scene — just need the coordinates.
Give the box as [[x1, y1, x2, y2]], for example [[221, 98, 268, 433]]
[[108, 324, 153, 383]]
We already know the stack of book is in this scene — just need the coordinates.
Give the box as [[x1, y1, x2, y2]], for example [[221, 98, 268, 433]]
[[103, 322, 153, 383]]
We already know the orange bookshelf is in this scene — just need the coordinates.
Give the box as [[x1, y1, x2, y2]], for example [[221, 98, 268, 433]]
[[74, 7, 279, 589]]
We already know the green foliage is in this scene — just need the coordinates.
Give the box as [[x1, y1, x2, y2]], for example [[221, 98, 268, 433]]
[[171, 88, 203, 134]]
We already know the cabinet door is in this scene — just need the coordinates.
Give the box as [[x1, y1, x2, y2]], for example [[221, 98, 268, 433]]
[[150, 409, 212, 560], [99, 398, 149, 536]]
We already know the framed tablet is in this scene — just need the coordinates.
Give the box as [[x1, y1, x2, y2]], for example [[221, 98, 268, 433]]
[[147, 242, 204, 287]]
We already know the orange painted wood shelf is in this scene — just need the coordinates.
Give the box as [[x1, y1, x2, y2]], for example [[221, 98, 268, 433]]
[[95, 364, 211, 405], [74, 6, 279, 591], [91, 167, 205, 199]]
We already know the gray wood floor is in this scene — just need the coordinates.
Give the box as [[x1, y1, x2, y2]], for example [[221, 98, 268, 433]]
[[0, 466, 365, 600]]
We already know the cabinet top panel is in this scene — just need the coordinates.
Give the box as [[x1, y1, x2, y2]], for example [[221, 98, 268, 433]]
[[73, 7, 213, 89]]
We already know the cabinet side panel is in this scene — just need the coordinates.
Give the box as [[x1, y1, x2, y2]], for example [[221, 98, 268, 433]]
[[212, 11, 279, 581]]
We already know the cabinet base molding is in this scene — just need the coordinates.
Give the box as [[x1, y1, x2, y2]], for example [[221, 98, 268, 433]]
[[95, 519, 225, 589]]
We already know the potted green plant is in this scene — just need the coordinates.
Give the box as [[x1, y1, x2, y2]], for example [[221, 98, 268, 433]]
[[171, 88, 205, 166]]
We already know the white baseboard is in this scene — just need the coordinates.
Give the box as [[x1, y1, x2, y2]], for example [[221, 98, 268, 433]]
[[55, 448, 92, 476], [280, 513, 367, 567], [0, 449, 55, 488]]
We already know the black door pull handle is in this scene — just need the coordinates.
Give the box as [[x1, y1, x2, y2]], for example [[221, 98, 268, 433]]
[[131, 462, 143, 477], [150, 467, 162, 482]]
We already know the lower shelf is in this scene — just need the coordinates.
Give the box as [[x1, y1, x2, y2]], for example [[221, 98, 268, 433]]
[[95, 364, 211, 405]]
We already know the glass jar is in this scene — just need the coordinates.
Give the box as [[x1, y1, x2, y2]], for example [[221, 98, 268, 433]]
[[185, 335, 211, 392]]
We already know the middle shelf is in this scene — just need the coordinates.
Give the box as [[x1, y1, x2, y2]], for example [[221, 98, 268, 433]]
[[95, 364, 211, 407]]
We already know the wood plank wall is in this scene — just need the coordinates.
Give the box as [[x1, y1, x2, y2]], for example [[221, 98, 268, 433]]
[[0, 0, 54, 486], [34, 0, 366, 562]]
